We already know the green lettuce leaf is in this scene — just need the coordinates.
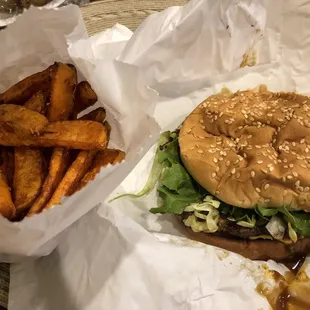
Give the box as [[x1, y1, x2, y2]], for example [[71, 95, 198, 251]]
[[289, 212, 310, 237], [150, 186, 201, 214], [160, 163, 198, 196], [109, 131, 171, 202]]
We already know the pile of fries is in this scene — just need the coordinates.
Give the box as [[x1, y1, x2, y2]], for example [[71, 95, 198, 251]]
[[0, 62, 125, 221]]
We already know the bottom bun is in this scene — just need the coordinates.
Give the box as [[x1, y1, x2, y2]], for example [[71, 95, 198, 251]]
[[175, 215, 310, 261]]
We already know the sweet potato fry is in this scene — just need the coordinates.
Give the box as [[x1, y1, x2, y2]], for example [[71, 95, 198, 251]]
[[13, 147, 44, 214], [103, 120, 111, 140], [43, 107, 107, 209], [72, 81, 98, 119], [27, 148, 70, 216], [0, 63, 56, 105], [0, 150, 15, 219], [47, 63, 77, 121], [44, 149, 97, 209], [12, 92, 47, 215], [38, 121, 108, 149], [24, 91, 46, 115], [79, 107, 106, 122], [0, 120, 108, 150], [28, 64, 77, 216], [1, 148, 14, 189], [74, 149, 125, 193], [0, 104, 48, 134]]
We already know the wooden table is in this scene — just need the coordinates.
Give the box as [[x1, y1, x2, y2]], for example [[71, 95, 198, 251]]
[[0, 0, 188, 308]]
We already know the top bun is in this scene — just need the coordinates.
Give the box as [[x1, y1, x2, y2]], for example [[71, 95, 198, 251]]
[[179, 87, 310, 211]]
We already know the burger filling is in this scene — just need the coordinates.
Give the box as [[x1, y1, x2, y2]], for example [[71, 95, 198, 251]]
[[146, 130, 310, 244]]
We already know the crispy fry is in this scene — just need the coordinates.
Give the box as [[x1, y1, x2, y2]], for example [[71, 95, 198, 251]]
[[74, 149, 125, 193], [13, 147, 44, 214], [47, 63, 77, 121], [0, 150, 15, 219], [43, 107, 108, 209], [1, 148, 14, 189], [27, 148, 70, 216], [44, 149, 97, 209], [0, 64, 56, 105], [0, 120, 108, 150], [0, 104, 48, 134], [79, 107, 106, 122], [12, 93, 47, 215], [28, 64, 77, 216], [72, 81, 98, 119], [24, 91, 46, 115], [103, 120, 111, 139]]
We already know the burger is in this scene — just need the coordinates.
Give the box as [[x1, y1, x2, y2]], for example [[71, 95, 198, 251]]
[[148, 86, 310, 261]]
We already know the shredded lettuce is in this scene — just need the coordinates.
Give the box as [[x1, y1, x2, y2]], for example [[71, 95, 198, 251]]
[[183, 199, 220, 233], [237, 215, 256, 228]]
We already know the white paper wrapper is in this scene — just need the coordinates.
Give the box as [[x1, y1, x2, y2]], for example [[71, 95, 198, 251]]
[[9, 0, 310, 309], [0, 6, 159, 262]]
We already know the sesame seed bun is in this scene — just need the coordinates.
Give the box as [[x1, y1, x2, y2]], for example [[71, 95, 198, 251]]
[[179, 87, 310, 211], [176, 215, 310, 261]]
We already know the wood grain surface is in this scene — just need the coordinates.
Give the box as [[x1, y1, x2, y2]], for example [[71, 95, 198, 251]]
[[82, 0, 188, 35], [0, 0, 188, 308]]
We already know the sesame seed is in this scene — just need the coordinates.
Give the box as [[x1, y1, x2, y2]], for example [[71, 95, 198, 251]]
[[300, 187, 304, 192], [301, 139, 305, 144], [257, 160, 263, 164], [282, 176, 286, 182], [215, 190, 220, 195], [269, 166, 274, 172], [189, 146, 195, 150], [255, 187, 261, 193], [231, 168, 236, 174], [289, 164, 294, 168], [226, 161, 231, 167], [264, 184, 270, 190], [213, 158, 218, 163], [292, 142, 296, 147], [293, 172, 298, 177], [197, 150, 203, 154], [295, 180, 301, 187], [216, 167, 220, 172], [236, 172, 241, 179], [212, 173, 216, 178], [287, 175, 293, 179], [251, 171, 255, 178], [305, 187, 310, 192], [199, 120, 203, 124], [219, 157, 224, 161], [283, 190, 288, 196]]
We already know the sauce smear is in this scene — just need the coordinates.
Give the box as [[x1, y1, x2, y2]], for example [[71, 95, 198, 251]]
[[256, 256, 310, 310]]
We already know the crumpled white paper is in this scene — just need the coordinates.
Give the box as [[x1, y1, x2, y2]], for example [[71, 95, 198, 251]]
[[0, 6, 159, 262], [9, 0, 310, 309]]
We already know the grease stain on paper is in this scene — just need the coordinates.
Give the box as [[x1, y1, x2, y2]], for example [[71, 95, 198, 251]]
[[240, 46, 257, 68]]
